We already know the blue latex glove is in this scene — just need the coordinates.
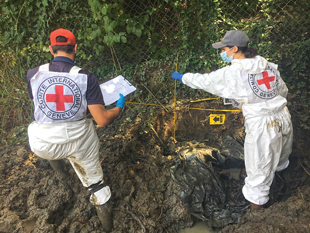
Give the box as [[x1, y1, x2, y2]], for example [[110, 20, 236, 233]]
[[171, 71, 183, 81], [116, 93, 126, 110]]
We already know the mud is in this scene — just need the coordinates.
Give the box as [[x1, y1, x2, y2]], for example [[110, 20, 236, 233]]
[[1, 99, 310, 232]]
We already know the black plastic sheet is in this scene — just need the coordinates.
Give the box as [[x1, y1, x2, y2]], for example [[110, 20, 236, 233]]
[[170, 137, 249, 228]]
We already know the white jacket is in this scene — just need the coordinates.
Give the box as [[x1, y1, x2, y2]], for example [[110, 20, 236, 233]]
[[182, 56, 288, 111]]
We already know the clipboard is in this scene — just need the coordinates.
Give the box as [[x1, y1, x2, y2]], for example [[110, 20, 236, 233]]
[[100, 75, 136, 106]]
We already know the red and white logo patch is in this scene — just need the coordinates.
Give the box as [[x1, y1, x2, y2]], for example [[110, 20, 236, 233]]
[[37, 76, 82, 120], [248, 68, 279, 99]]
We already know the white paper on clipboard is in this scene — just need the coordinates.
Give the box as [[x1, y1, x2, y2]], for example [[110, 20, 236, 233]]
[[100, 75, 136, 106]]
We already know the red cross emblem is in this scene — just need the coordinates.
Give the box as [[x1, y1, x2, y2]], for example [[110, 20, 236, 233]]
[[257, 71, 275, 89], [46, 85, 73, 111]]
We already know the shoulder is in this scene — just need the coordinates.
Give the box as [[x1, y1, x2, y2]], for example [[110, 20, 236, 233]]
[[79, 69, 97, 80], [26, 66, 40, 81], [79, 69, 99, 82], [78, 68, 93, 76]]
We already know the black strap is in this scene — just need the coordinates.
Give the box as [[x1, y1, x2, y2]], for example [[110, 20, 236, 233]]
[[88, 181, 106, 193]]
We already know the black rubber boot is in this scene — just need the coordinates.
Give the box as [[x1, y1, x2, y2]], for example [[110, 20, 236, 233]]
[[95, 200, 113, 232], [48, 160, 70, 180]]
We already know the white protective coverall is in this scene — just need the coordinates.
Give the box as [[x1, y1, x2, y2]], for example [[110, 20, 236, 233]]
[[28, 64, 111, 206], [182, 55, 293, 205]]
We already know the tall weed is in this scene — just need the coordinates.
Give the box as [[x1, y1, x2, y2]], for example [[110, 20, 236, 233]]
[[0, 57, 33, 145]]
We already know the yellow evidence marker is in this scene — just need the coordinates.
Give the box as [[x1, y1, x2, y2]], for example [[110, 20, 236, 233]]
[[210, 114, 225, 125]]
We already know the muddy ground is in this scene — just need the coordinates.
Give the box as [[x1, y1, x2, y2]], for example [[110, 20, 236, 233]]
[[0, 98, 310, 233]]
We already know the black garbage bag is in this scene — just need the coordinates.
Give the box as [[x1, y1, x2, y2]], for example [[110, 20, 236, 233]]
[[170, 135, 286, 228], [170, 145, 248, 228], [215, 135, 245, 169]]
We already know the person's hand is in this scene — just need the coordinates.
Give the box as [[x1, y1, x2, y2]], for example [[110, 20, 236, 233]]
[[116, 93, 126, 110], [171, 71, 183, 81]]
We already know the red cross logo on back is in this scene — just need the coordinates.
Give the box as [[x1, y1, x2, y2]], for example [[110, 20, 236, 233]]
[[257, 71, 275, 89], [46, 85, 73, 111]]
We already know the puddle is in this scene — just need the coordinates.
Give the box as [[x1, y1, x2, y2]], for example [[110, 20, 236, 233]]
[[179, 222, 218, 233]]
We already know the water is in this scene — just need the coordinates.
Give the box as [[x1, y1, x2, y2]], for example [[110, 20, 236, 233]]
[[179, 222, 217, 233]]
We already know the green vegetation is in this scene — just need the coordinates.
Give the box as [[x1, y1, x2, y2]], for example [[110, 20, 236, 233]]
[[0, 58, 33, 144], [1, 0, 309, 145]]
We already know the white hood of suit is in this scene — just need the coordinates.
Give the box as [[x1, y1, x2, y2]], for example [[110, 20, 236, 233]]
[[232, 55, 271, 74]]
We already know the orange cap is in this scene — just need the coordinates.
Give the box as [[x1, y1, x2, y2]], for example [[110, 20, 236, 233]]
[[50, 28, 76, 46]]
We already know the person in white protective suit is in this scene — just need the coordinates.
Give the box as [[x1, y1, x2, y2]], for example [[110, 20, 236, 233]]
[[26, 28, 124, 231], [171, 30, 293, 210]]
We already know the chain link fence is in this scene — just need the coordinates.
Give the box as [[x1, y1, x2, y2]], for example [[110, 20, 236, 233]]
[[77, 0, 310, 70], [68, 0, 309, 106]]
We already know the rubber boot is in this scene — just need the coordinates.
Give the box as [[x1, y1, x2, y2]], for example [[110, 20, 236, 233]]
[[48, 160, 70, 180], [95, 200, 113, 232]]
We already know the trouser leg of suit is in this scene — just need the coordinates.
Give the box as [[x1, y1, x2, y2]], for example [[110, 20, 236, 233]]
[[65, 122, 111, 205], [276, 107, 293, 172], [242, 107, 293, 205], [48, 159, 70, 180], [28, 119, 111, 205]]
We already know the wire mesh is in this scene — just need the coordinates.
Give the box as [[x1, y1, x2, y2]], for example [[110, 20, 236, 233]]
[[68, 0, 309, 105], [76, 0, 310, 67]]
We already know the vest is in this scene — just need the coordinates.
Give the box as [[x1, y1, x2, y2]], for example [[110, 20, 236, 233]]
[[31, 63, 88, 123]]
